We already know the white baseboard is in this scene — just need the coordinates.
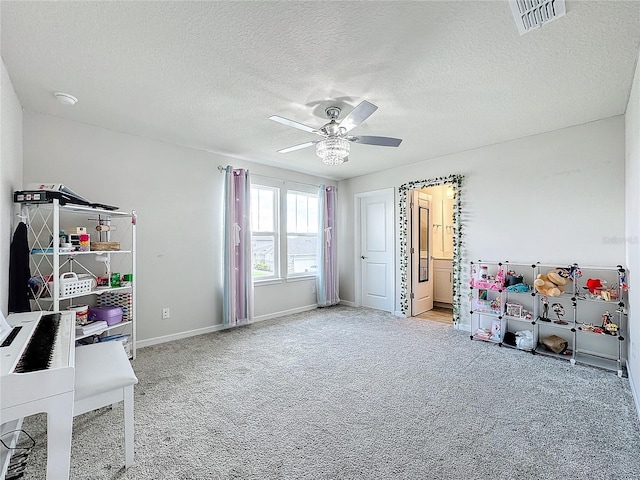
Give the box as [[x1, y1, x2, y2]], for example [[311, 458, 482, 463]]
[[137, 324, 227, 348], [252, 304, 317, 323], [456, 323, 472, 332], [138, 304, 319, 349], [394, 311, 407, 318], [628, 360, 640, 422], [340, 300, 356, 307]]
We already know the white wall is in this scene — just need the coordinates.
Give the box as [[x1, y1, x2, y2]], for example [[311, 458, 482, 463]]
[[0, 58, 23, 316], [625, 53, 640, 412], [338, 116, 627, 325], [22, 112, 336, 345]]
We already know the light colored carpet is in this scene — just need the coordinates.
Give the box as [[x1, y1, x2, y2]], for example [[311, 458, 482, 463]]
[[17, 306, 640, 479]]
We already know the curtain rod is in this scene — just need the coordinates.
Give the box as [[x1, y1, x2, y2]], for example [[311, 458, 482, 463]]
[[218, 165, 333, 190]]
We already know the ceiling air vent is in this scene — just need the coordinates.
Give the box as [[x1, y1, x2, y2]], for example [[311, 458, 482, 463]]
[[509, 0, 566, 35]]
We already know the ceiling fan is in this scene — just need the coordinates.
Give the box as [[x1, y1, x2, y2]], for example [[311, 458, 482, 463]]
[[269, 100, 402, 165]]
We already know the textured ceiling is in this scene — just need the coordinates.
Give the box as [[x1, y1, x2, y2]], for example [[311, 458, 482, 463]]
[[2, 1, 639, 181]]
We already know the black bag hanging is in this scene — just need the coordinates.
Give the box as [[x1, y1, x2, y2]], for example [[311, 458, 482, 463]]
[[8, 222, 31, 313]]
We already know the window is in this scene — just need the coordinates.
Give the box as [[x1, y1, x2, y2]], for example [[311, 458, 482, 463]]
[[250, 179, 320, 281], [251, 184, 279, 279], [287, 191, 319, 276]]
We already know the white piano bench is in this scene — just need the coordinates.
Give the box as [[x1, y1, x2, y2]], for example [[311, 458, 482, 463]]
[[73, 342, 138, 469]]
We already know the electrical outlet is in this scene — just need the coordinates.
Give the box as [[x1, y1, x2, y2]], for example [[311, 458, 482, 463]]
[[311, 284, 316, 294], [162, 308, 170, 320]]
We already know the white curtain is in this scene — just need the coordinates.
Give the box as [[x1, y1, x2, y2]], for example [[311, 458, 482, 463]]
[[316, 185, 339, 306], [223, 166, 253, 325]]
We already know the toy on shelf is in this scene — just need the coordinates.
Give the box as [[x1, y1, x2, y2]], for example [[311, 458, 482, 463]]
[[490, 295, 501, 314], [490, 320, 501, 341], [471, 264, 504, 291], [551, 303, 567, 325], [534, 267, 572, 297], [583, 278, 620, 301], [538, 296, 551, 322], [601, 310, 619, 336]]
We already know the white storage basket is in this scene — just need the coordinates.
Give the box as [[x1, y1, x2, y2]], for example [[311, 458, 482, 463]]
[[59, 272, 93, 297]]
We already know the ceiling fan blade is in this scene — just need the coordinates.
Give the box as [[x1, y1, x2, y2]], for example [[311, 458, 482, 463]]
[[339, 101, 378, 133], [277, 141, 317, 153], [349, 135, 402, 147], [269, 115, 317, 134]]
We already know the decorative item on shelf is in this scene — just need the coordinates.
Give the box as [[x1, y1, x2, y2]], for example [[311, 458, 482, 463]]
[[490, 295, 501, 314], [619, 268, 628, 291], [584, 278, 618, 301], [479, 265, 489, 280], [471, 265, 504, 291], [538, 296, 551, 322], [586, 278, 603, 293], [476, 299, 490, 312], [551, 303, 567, 325], [490, 320, 501, 341], [506, 303, 523, 318], [601, 310, 619, 336]]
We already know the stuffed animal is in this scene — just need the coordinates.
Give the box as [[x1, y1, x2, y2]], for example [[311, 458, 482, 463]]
[[534, 268, 570, 297], [586, 278, 603, 293]]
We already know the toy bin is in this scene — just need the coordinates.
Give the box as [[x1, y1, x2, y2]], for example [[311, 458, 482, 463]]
[[88, 306, 123, 326]]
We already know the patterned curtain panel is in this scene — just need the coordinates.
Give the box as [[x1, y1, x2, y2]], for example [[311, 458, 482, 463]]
[[316, 185, 339, 307], [223, 166, 254, 325]]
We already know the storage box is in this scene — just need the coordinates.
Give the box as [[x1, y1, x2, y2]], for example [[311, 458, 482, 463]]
[[58, 272, 93, 297], [90, 241, 120, 251], [96, 292, 133, 322], [88, 306, 123, 326]]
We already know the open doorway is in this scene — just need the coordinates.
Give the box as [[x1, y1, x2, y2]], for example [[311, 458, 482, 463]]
[[399, 175, 464, 325], [410, 185, 455, 323]]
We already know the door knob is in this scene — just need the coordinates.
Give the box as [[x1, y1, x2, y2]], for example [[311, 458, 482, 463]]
[[361, 255, 367, 259]]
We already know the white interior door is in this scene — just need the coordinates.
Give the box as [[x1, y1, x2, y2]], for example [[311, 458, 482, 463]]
[[359, 191, 394, 312], [411, 190, 433, 316]]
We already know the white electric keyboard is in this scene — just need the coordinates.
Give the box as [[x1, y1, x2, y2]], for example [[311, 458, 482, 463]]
[[0, 311, 75, 480]]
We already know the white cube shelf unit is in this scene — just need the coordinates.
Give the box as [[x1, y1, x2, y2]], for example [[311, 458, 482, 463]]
[[469, 260, 627, 377]]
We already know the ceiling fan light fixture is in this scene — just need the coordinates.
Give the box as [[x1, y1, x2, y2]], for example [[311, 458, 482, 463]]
[[316, 136, 350, 166]]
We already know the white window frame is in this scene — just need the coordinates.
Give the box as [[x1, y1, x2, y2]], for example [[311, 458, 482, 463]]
[[286, 185, 320, 279], [251, 177, 320, 284], [250, 180, 281, 282]]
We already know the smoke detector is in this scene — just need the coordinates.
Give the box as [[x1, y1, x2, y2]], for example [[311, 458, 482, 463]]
[[53, 92, 78, 106], [509, 0, 566, 35]]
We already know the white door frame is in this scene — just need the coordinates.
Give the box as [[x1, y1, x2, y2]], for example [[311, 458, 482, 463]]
[[354, 188, 395, 311], [410, 189, 434, 316]]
